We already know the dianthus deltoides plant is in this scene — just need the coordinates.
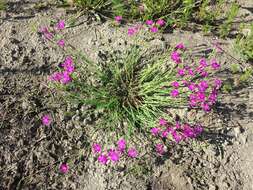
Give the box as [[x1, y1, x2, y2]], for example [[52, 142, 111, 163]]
[[40, 19, 222, 169]]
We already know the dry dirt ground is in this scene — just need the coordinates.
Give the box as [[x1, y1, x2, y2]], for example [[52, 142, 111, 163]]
[[0, 1, 253, 190]]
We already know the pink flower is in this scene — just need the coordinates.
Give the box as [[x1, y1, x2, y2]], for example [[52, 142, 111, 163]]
[[115, 16, 122, 23], [92, 143, 102, 154], [62, 56, 75, 73], [60, 72, 72, 84], [197, 92, 206, 102], [59, 163, 69, 173], [155, 143, 165, 155], [188, 69, 194, 76], [171, 131, 182, 143], [49, 72, 63, 82], [171, 51, 181, 64], [189, 94, 197, 107], [156, 19, 165, 27], [128, 27, 136, 36], [159, 118, 167, 126], [198, 80, 209, 92], [161, 130, 169, 138], [42, 114, 52, 126], [171, 89, 179, 97], [200, 71, 209, 77], [57, 39, 65, 48], [150, 26, 158, 33], [171, 81, 179, 88], [199, 58, 208, 67], [98, 154, 108, 165], [202, 102, 210, 112], [56, 20, 65, 30], [182, 125, 195, 138], [188, 83, 196, 91], [193, 125, 203, 135], [146, 20, 154, 25], [214, 78, 222, 89], [40, 27, 53, 39], [208, 91, 217, 104], [175, 42, 185, 50], [128, 148, 138, 158], [108, 149, 120, 162], [211, 59, 220, 70], [117, 139, 126, 152], [151, 127, 160, 136], [178, 69, 185, 76]]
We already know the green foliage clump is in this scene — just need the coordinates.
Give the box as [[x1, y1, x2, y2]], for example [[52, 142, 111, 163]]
[[235, 24, 253, 62], [62, 47, 186, 133], [0, 0, 6, 11], [219, 2, 239, 38]]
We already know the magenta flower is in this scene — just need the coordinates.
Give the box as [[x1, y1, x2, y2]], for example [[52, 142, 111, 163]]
[[178, 69, 185, 76], [98, 154, 108, 165], [193, 125, 203, 135], [171, 131, 182, 143], [161, 130, 169, 138], [63, 56, 73, 65], [57, 39, 65, 48], [199, 58, 208, 67], [128, 27, 136, 36], [202, 102, 210, 112], [155, 143, 165, 155], [108, 149, 120, 162], [182, 125, 195, 138], [188, 83, 196, 91], [128, 148, 138, 158], [40, 27, 53, 39], [189, 94, 197, 107], [175, 42, 185, 50], [211, 59, 220, 70], [92, 143, 102, 154], [156, 19, 165, 27], [117, 139, 126, 152], [151, 127, 160, 136], [197, 92, 206, 102], [49, 72, 63, 82], [115, 16, 122, 23], [198, 80, 209, 92], [60, 72, 72, 84], [200, 71, 209, 77], [208, 91, 217, 104], [171, 81, 179, 88], [150, 26, 158, 33], [146, 20, 154, 25], [159, 118, 167, 126], [214, 78, 222, 89], [62, 56, 75, 73], [171, 51, 181, 64], [59, 163, 69, 173], [42, 114, 52, 126], [171, 89, 179, 97], [56, 20, 65, 30], [188, 68, 194, 76]]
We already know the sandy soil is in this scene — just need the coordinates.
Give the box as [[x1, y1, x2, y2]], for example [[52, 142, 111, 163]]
[[0, 1, 253, 190]]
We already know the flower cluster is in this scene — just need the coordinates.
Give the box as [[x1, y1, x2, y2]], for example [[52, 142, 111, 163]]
[[49, 56, 75, 84], [151, 118, 203, 154], [169, 43, 222, 112], [127, 19, 166, 36], [40, 20, 65, 48], [92, 139, 138, 165]]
